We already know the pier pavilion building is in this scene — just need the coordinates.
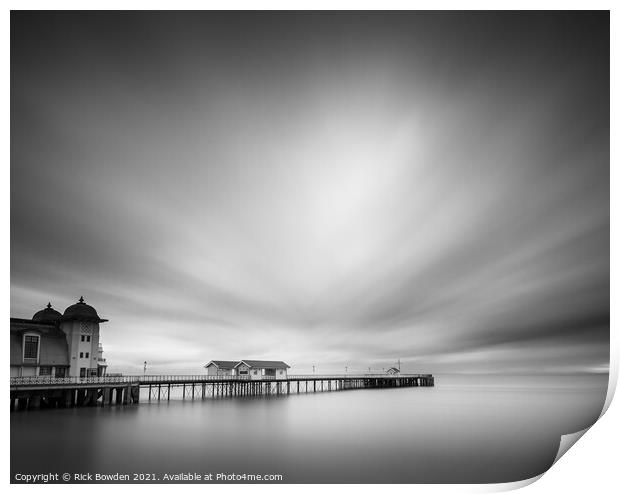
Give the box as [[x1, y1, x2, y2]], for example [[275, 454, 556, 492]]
[[205, 359, 290, 379], [235, 360, 290, 379], [10, 297, 108, 378], [205, 360, 239, 376]]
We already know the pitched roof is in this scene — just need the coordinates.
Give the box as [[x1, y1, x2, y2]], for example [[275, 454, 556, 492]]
[[205, 360, 239, 370], [236, 360, 290, 369]]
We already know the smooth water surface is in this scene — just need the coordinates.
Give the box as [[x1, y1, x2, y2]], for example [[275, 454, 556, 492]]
[[11, 374, 608, 483]]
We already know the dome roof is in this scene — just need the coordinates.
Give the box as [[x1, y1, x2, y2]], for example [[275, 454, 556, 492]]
[[63, 296, 103, 321], [32, 302, 62, 323]]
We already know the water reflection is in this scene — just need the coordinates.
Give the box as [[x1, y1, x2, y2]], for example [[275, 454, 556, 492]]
[[11, 374, 607, 483]]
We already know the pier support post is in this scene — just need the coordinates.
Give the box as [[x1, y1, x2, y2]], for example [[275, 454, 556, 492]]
[[29, 394, 41, 410], [64, 390, 74, 407], [9, 374, 434, 411]]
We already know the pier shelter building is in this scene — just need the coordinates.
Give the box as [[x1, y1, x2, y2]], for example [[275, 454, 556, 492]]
[[205, 360, 239, 376], [205, 359, 291, 379], [235, 360, 290, 380]]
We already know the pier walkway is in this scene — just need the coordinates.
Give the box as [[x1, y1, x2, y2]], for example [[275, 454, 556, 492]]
[[10, 373, 434, 411]]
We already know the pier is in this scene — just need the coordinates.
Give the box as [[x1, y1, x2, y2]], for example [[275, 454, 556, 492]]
[[10, 373, 434, 411]]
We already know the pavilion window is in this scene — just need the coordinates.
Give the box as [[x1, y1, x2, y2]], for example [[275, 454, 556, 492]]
[[39, 366, 52, 376], [23, 335, 39, 360]]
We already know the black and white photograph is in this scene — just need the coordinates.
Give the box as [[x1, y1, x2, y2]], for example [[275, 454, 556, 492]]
[[9, 8, 611, 485]]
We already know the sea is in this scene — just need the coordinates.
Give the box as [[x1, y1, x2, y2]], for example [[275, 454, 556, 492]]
[[10, 373, 608, 484]]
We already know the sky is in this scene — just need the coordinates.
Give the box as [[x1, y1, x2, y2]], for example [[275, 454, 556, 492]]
[[10, 12, 609, 375]]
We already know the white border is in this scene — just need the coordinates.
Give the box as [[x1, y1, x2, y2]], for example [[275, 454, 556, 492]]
[[3, 3, 616, 494]]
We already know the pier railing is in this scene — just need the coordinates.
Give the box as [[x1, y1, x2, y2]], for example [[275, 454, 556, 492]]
[[10, 376, 140, 386], [11, 373, 432, 387], [134, 373, 431, 382], [287, 374, 432, 379]]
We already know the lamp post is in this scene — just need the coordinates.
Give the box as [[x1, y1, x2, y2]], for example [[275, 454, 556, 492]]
[[143, 361, 147, 376], [312, 365, 315, 374]]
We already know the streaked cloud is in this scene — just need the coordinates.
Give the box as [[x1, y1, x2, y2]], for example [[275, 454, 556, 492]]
[[11, 12, 609, 374]]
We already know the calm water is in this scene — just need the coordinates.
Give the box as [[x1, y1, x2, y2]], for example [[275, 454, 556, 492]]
[[11, 374, 608, 483]]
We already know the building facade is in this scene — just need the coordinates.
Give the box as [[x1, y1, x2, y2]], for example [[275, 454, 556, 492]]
[[96, 342, 107, 376], [204, 359, 290, 379], [10, 297, 108, 378], [204, 360, 239, 376]]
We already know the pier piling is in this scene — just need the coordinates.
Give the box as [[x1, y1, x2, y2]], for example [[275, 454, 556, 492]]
[[11, 373, 433, 411]]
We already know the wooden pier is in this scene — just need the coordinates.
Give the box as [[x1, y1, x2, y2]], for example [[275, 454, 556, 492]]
[[10, 373, 434, 411]]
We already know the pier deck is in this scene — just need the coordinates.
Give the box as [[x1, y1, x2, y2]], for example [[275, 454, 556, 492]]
[[10, 373, 434, 411]]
